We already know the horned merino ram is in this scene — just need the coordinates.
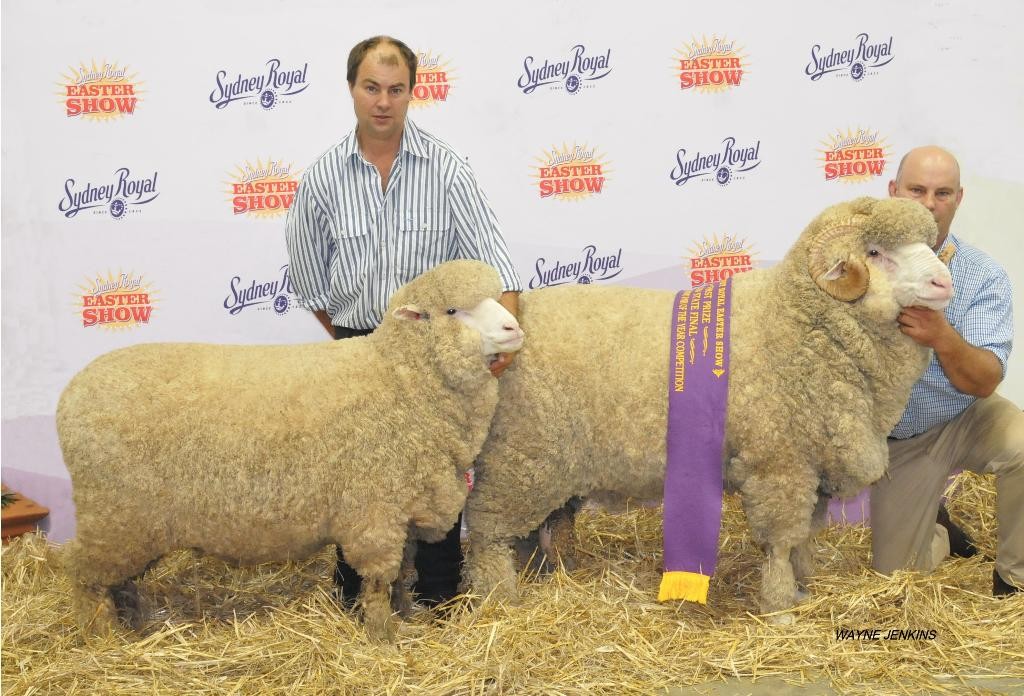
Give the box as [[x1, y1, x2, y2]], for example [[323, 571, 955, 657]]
[[58, 260, 523, 641], [464, 197, 953, 620]]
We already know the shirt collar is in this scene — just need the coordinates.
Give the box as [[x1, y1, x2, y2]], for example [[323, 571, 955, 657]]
[[343, 119, 430, 162]]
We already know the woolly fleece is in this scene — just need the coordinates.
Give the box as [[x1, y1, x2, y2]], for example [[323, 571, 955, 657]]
[[59, 259, 505, 641], [465, 197, 943, 617]]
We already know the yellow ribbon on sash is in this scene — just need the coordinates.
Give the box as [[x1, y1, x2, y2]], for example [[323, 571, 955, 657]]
[[658, 570, 710, 604]]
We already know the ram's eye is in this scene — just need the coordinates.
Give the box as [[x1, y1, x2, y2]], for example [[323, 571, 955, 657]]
[[446, 308, 458, 315]]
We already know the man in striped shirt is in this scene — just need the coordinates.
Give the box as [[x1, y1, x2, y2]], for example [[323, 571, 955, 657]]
[[870, 146, 1021, 596], [285, 35, 523, 609]]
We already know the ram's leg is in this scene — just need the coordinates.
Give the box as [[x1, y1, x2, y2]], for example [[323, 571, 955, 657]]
[[64, 537, 152, 636], [544, 497, 582, 572], [513, 498, 583, 574], [790, 494, 830, 600], [110, 579, 144, 630], [389, 535, 417, 618], [740, 474, 818, 623], [464, 534, 519, 603], [342, 517, 406, 642], [761, 542, 798, 623]]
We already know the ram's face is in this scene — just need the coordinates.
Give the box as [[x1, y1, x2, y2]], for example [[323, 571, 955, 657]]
[[863, 240, 953, 311], [392, 296, 524, 367], [447, 298, 524, 359]]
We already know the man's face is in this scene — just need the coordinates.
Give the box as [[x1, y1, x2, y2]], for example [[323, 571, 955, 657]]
[[888, 151, 963, 248], [349, 47, 412, 145]]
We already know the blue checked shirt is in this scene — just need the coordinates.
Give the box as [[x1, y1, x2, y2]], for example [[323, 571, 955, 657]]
[[286, 120, 522, 329], [890, 235, 1014, 439]]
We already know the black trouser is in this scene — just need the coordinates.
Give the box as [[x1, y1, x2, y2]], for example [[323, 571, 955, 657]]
[[332, 325, 465, 607]]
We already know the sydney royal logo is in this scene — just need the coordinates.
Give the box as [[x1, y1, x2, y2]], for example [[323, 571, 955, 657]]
[[226, 158, 300, 217], [74, 272, 157, 330], [687, 234, 757, 287], [670, 137, 761, 187], [59, 167, 160, 219], [223, 265, 297, 316], [805, 33, 894, 81], [530, 245, 623, 289], [411, 51, 454, 108], [533, 143, 610, 201], [209, 58, 309, 110], [674, 36, 748, 92], [58, 60, 143, 120], [518, 44, 612, 95], [819, 128, 891, 182]]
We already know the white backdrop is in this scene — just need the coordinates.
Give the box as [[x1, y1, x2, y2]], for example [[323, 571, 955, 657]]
[[3, 0, 1022, 541]]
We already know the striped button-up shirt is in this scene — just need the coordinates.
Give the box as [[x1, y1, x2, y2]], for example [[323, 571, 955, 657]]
[[890, 235, 1014, 439], [286, 120, 522, 329]]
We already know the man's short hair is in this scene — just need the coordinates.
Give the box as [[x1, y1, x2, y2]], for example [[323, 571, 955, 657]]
[[347, 36, 418, 90]]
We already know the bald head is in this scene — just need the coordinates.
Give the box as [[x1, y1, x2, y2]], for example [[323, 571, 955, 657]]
[[889, 146, 964, 248], [894, 146, 961, 188]]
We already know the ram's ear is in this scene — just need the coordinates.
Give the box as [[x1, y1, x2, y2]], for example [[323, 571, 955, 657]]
[[821, 260, 845, 280], [393, 305, 427, 321]]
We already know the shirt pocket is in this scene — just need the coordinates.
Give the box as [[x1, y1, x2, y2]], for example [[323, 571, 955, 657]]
[[331, 216, 371, 271], [397, 206, 452, 278]]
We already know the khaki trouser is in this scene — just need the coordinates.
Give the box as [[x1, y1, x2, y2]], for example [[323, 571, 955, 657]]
[[870, 393, 1024, 588]]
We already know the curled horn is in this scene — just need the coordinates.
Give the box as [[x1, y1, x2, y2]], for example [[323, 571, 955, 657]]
[[807, 223, 869, 302]]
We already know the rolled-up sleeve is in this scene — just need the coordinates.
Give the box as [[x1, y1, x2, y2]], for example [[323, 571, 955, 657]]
[[285, 172, 333, 312], [449, 162, 523, 293]]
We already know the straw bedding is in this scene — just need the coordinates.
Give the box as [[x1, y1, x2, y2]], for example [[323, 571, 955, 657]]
[[2, 472, 1021, 695]]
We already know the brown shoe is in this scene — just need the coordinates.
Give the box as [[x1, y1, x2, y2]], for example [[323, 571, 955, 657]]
[[993, 568, 1021, 597]]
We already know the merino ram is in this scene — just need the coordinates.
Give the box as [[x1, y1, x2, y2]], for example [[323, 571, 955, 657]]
[[58, 260, 523, 640], [464, 197, 953, 620]]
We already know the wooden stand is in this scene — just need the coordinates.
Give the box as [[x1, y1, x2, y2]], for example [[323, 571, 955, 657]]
[[1, 484, 50, 542]]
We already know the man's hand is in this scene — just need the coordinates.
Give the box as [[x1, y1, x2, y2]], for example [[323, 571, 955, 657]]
[[898, 306, 1002, 398], [489, 352, 515, 378], [897, 306, 957, 350], [488, 290, 521, 378]]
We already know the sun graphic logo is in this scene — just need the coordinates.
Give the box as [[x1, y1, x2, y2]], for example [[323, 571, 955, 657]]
[[533, 143, 611, 201], [687, 234, 758, 287], [410, 51, 455, 108], [225, 158, 300, 217], [673, 36, 748, 92], [75, 271, 158, 330], [819, 128, 891, 182], [57, 60, 143, 120]]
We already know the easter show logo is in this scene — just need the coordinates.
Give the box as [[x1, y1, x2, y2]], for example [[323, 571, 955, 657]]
[[225, 158, 300, 217], [74, 271, 158, 330], [532, 142, 611, 201], [673, 35, 749, 92], [686, 234, 758, 287], [410, 51, 455, 108], [57, 60, 144, 120], [818, 128, 891, 182]]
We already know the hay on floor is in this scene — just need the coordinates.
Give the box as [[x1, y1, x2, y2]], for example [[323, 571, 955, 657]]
[[2, 472, 1021, 695]]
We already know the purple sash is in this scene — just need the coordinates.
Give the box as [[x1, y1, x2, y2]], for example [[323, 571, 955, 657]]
[[659, 279, 732, 603]]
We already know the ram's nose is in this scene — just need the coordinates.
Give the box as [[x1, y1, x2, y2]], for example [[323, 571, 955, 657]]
[[930, 269, 954, 299], [496, 325, 525, 352]]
